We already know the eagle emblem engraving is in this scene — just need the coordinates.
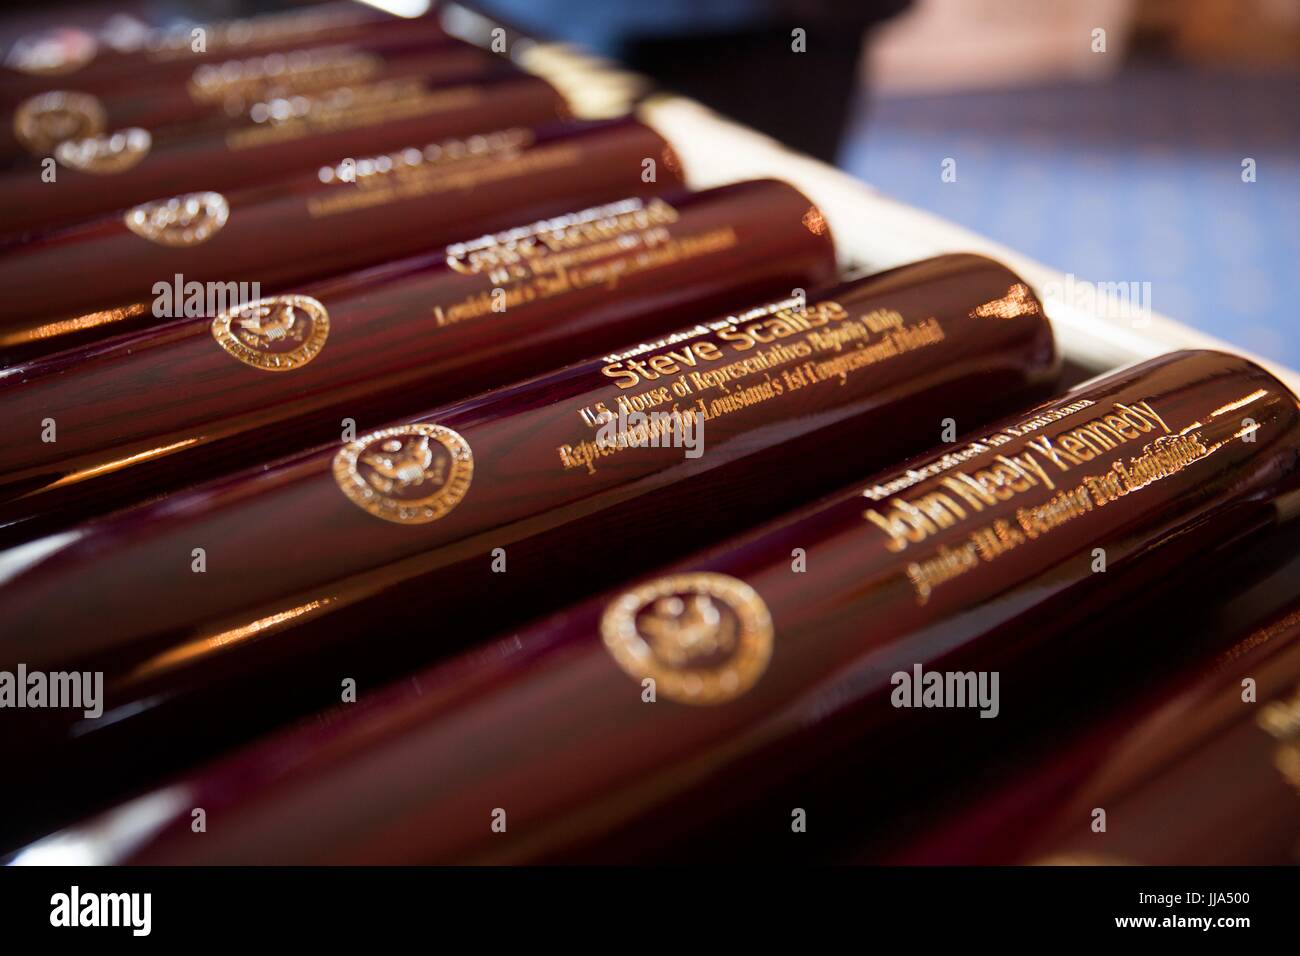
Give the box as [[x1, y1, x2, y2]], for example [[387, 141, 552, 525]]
[[601, 573, 773, 705], [333, 424, 473, 525], [211, 294, 329, 371]]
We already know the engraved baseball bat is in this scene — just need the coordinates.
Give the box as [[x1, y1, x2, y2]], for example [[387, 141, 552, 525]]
[[12, 349, 1294, 863], [1022, 604, 1300, 866], [872, 529, 1300, 866], [0, 70, 568, 239], [1, 37, 508, 163], [0, 179, 836, 543], [0, 116, 678, 358], [0, 253, 1057, 845], [0, 2, 452, 106]]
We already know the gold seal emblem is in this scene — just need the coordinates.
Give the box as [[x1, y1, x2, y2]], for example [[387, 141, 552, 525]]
[[13, 91, 106, 155], [125, 192, 230, 247], [601, 572, 774, 705], [333, 424, 473, 525], [211, 294, 329, 371], [54, 127, 151, 174]]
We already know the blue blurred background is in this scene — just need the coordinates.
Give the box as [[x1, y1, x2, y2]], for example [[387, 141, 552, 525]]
[[484, 0, 1299, 368], [842, 64, 1299, 367]]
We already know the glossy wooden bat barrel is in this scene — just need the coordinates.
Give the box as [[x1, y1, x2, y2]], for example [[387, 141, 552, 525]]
[[0, 2, 451, 106], [0, 70, 568, 239], [1016, 609, 1300, 866], [870, 525, 1300, 866], [0, 253, 1057, 845], [0, 179, 836, 542], [0, 117, 680, 357], [1, 37, 507, 163], [14, 350, 1294, 863]]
